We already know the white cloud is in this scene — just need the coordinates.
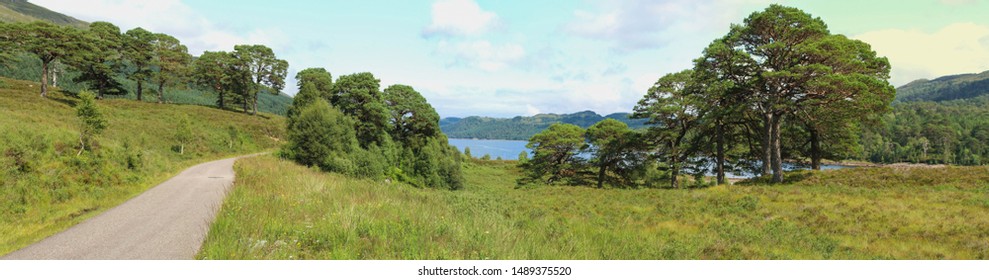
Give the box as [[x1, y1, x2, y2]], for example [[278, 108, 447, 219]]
[[31, 0, 287, 55], [422, 0, 498, 37], [525, 104, 541, 115], [437, 40, 525, 71], [565, 0, 770, 52], [854, 22, 989, 86]]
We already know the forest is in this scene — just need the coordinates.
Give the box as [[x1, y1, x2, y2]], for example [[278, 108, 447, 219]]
[[0, 19, 293, 115]]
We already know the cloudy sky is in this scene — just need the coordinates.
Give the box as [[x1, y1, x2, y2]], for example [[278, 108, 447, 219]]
[[31, 0, 989, 117]]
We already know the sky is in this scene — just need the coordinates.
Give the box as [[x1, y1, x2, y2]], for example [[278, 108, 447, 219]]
[[30, 0, 989, 118]]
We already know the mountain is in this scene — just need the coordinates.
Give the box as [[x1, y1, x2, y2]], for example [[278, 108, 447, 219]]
[[440, 110, 648, 140], [895, 70, 989, 103], [0, 0, 87, 27]]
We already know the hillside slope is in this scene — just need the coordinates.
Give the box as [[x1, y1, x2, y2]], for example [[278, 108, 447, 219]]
[[0, 1, 294, 116], [440, 111, 648, 140], [0, 0, 87, 27], [895, 70, 989, 103], [0, 77, 286, 255]]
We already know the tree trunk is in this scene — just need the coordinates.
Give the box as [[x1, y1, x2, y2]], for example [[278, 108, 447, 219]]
[[136, 81, 143, 101], [810, 127, 821, 170], [158, 82, 164, 104], [716, 120, 726, 185], [51, 65, 58, 88], [252, 93, 258, 115], [670, 141, 679, 189], [761, 114, 772, 176], [97, 78, 105, 100], [771, 115, 784, 183], [242, 96, 249, 113], [217, 88, 225, 109], [40, 60, 49, 97], [597, 164, 606, 188]]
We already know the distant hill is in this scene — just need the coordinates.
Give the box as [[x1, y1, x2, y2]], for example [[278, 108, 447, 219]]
[[440, 110, 648, 140], [895, 70, 989, 103], [0, 0, 87, 28]]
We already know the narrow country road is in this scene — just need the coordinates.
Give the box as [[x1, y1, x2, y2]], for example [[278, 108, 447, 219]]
[[2, 155, 254, 260]]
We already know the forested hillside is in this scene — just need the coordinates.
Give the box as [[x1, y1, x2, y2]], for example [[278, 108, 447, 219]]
[[440, 111, 647, 140], [860, 73, 989, 165], [895, 70, 989, 102], [0, 3, 293, 116]]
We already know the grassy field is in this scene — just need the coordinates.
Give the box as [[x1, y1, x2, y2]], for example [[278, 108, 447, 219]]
[[199, 156, 989, 260], [0, 77, 286, 255]]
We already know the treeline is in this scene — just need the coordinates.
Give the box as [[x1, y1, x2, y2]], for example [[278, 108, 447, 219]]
[[861, 98, 989, 165], [520, 5, 896, 188], [282, 69, 464, 190], [440, 111, 647, 140], [0, 21, 287, 115]]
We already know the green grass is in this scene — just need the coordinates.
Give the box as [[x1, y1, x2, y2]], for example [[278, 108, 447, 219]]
[[0, 77, 286, 255], [199, 156, 989, 260]]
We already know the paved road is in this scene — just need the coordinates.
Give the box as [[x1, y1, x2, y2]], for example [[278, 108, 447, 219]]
[[3, 155, 252, 260]]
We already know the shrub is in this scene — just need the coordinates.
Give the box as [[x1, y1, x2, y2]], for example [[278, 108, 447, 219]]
[[284, 99, 358, 170]]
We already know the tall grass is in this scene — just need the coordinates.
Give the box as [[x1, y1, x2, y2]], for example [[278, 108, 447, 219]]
[[0, 77, 286, 255], [199, 156, 989, 259]]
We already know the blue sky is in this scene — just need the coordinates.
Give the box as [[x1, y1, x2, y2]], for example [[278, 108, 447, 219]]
[[32, 0, 989, 117]]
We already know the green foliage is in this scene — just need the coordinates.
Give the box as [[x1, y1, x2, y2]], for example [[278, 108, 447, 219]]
[[150, 33, 191, 104], [75, 90, 107, 154], [694, 4, 894, 182], [122, 27, 155, 101], [192, 51, 237, 110], [860, 100, 989, 165], [586, 119, 648, 188], [283, 99, 358, 174], [69, 21, 126, 99], [331, 72, 390, 147], [441, 111, 647, 140], [232, 44, 288, 115], [633, 70, 705, 188], [518, 123, 587, 185], [383, 84, 440, 144], [288, 68, 333, 118], [284, 70, 463, 190], [4, 21, 86, 97]]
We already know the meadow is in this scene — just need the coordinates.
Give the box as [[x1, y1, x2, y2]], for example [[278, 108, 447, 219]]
[[0, 77, 285, 255], [199, 155, 989, 259]]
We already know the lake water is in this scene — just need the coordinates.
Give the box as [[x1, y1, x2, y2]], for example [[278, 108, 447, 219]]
[[447, 138, 852, 178], [448, 138, 530, 160]]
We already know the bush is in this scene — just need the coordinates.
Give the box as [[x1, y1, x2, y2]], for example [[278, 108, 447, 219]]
[[284, 99, 358, 170]]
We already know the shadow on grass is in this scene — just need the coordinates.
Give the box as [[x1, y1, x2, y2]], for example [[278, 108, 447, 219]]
[[47, 89, 79, 107]]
